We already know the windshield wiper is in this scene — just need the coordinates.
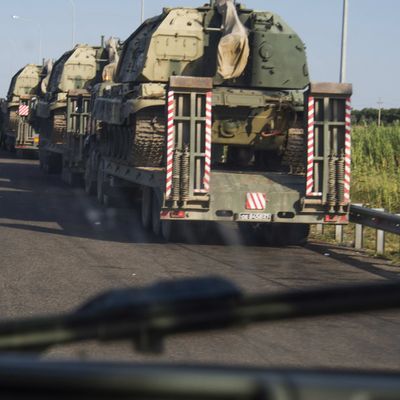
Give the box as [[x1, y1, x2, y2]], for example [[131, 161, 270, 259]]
[[1, 277, 400, 353]]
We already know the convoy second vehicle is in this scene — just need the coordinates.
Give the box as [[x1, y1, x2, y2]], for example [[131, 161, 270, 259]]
[[31, 41, 117, 181]]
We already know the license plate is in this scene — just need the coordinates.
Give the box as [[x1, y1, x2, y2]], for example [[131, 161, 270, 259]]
[[239, 213, 272, 221]]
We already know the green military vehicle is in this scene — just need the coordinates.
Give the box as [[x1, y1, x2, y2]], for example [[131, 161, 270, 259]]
[[32, 42, 116, 181], [1, 64, 45, 155]]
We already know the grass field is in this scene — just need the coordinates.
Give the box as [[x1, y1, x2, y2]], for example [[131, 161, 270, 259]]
[[351, 124, 400, 212]]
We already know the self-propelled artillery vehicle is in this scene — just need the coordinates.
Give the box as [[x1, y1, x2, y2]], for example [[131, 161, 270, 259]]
[[1, 64, 46, 154], [74, 0, 353, 244], [32, 42, 117, 181]]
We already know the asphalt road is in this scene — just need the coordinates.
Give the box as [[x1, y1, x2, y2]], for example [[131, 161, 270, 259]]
[[0, 151, 399, 370]]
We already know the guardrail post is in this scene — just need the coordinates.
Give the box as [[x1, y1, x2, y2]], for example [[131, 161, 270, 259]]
[[355, 224, 363, 249], [374, 208, 385, 255], [316, 224, 324, 235], [335, 225, 344, 243]]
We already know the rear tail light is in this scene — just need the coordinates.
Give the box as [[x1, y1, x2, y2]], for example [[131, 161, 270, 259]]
[[325, 214, 348, 223], [170, 211, 185, 219]]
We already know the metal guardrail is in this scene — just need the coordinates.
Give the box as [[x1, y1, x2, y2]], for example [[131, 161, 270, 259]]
[[318, 205, 400, 255], [349, 204, 400, 255], [349, 205, 400, 235]]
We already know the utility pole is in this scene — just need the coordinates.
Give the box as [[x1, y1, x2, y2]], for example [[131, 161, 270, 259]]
[[340, 0, 348, 83], [377, 98, 384, 127], [141, 0, 144, 23]]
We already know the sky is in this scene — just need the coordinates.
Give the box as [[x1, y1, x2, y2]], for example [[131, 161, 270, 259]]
[[0, 0, 399, 109]]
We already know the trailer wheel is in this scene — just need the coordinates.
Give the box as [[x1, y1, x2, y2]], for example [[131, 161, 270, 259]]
[[161, 220, 186, 242], [96, 159, 105, 205], [43, 153, 62, 175], [266, 223, 310, 246], [151, 191, 161, 236], [39, 150, 45, 170], [84, 156, 97, 196], [279, 224, 310, 246], [61, 164, 81, 187], [141, 187, 152, 229], [238, 223, 310, 246]]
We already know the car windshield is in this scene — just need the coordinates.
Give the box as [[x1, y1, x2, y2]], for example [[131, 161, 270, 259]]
[[0, 0, 399, 381]]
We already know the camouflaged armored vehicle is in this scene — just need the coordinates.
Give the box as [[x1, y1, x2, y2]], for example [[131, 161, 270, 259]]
[[32, 42, 116, 181], [1, 64, 45, 154]]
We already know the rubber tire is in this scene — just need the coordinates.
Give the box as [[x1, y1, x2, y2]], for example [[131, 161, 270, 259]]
[[266, 223, 310, 246], [141, 187, 152, 229], [238, 223, 264, 245], [45, 153, 62, 175], [238, 223, 310, 246], [151, 192, 161, 236], [160, 220, 185, 243], [96, 159, 105, 205], [84, 156, 97, 196]]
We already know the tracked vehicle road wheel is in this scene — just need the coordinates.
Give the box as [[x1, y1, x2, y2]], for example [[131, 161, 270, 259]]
[[141, 187, 152, 229]]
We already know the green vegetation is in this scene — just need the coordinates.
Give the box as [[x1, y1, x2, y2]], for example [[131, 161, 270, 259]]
[[351, 124, 400, 212], [352, 108, 400, 125]]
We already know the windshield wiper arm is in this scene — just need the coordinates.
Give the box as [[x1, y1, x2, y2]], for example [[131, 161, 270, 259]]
[[1, 277, 400, 353]]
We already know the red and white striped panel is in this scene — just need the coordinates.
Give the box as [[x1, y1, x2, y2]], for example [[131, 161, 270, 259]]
[[306, 96, 315, 196], [203, 91, 212, 192], [18, 104, 29, 117], [245, 193, 267, 211], [344, 98, 352, 203], [165, 91, 175, 199], [305, 97, 322, 197]]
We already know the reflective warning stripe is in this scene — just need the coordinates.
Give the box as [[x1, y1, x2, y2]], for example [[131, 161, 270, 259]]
[[203, 91, 212, 192], [306, 96, 315, 196], [18, 104, 29, 117], [165, 91, 175, 199], [344, 98, 352, 203], [246, 193, 267, 210]]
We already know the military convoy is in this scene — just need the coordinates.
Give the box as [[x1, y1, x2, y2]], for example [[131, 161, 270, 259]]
[[1, 0, 353, 245]]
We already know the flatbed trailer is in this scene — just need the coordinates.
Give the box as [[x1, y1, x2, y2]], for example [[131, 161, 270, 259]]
[[3, 95, 40, 155], [89, 77, 352, 244]]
